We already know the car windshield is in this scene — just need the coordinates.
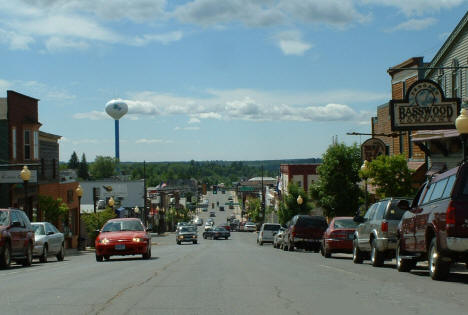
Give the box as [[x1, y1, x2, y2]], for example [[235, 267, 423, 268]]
[[32, 224, 46, 235], [102, 220, 144, 232], [0, 211, 9, 226], [180, 227, 196, 232], [333, 219, 358, 229]]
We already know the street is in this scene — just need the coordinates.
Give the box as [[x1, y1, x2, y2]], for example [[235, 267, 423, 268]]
[[1, 196, 468, 315]]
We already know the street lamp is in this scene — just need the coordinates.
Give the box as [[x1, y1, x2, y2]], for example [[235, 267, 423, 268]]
[[361, 160, 369, 210], [108, 197, 115, 213], [76, 184, 83, 249], [297, 195, 303, 206], [455, 104, 468, 162], [20, 165, 31, 220], [134, 205, 140, 218]]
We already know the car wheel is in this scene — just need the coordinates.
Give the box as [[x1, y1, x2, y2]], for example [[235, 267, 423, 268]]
[[282, 242, 288, 251], [429, 237, 450, 280], [193, 240, 197, 244], [396, 240, 414, 272], [370, 239, 384, 267], [22, 244, 33, 267], [96, 254, 103, 262], [0, 242, 11, 268], [40, 245, 48, 263], [177, 241, 181, 245], [322, 241, 331, 258], [352, 239, 363, 264], [259, 241, 263, 246], [143, 244, 151, 259], [56, 243, 65, 261], [288, 240, 294, 251], [104, 255, 111, 261], [225, 237, 228, 240]]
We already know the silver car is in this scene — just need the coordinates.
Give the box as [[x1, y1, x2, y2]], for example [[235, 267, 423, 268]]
[[257, 223, 281, 245], [31, 222, 65, 263]]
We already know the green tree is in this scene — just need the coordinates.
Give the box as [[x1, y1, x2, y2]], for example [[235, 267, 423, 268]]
[[78, 153, 89, 180], [68, 151, 79, 169], [90, 156, 115, 179], [81, 207, 116, 245], [38, 195, 69, 226], [246, 196, 261, 223], [278, 183, 311, 224], [362, 154, 415, 199], [310, 143, 361, 218]]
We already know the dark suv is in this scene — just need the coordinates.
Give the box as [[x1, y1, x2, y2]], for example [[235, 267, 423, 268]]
[[283, 215, 328, 252], [0, 208, 35, 268], [396, 164, 468, 280]]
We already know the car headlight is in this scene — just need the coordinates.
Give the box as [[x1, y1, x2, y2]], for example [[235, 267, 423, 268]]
[[192, 235, 197, 238], [133, 237, 142, 242], [35, 240, 44, 246], [178, 236, 183, 239], [99, 238, 110, 244]]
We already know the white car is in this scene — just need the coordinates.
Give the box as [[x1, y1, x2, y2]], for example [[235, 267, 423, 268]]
[[244, 222, 257, 232], [257, 223, 281, 245], [31, 222, 65, 263]]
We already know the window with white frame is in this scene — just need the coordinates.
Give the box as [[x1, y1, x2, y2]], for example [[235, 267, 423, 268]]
[[452, 59, 461, 98], [33, 131, 38, 160], [24, 130, 31, 160], [11, 127, 16, 159]]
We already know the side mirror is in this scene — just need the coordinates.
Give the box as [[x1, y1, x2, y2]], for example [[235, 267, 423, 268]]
[[11, 221, 21, 228], [95, 229, 101, 234], [272, 232, 277, 236], [353, 216, 365, 223], [47, 231, 55, 235]]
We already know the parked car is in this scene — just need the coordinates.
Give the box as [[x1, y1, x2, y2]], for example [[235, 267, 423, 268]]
[[193, 217, 203, 226], [244, 222, 257, 232], [0, 208, 35, 268], [230, 219, 240, 231], [239, 221, 247, 232], [209, 211, 216, 217], [352, 197, 411, 266], [176, 226, 198, 245], [283, 215, 328, 252], [211, 227, 230, 240], [273, 227, 286, 249], [31, 222, 65, 263], [321, 217, 358, 258], [220, 224, 231, 231], [219, 206, 225, 211], [257, 223, 281, 245], [95, 218, 151, 262], [397, 164, 468, 280]]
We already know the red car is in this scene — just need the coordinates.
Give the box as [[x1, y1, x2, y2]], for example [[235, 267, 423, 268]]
[[95, 218, 151, 262], [321, 217, 358, 258]]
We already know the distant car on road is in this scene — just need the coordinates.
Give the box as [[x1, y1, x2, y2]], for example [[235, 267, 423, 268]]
[[257, 223, 281, 245], [211, 227, 230, 240], [32, 222, 65, 263], [176, 226, 198, 245], [95, 218, 151, 262], [273, 227, 286, 249], [219, 206, 225, 211], [244, 222, 257, 232], [203, 227, 214, 239], [209, 212, 216, 217]]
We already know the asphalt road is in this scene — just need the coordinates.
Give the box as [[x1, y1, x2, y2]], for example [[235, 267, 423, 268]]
[[1, 191, 467, 315]]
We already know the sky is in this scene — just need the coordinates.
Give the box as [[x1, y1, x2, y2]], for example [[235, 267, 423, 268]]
[[0, 0, 467, 162]]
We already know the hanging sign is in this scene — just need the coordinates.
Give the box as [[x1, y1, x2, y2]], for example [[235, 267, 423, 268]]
[[390, 79, 460, 131], [361, 138, 386, 162]]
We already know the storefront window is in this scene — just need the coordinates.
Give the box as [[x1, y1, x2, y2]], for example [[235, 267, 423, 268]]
[[24, 130, 31, 160]]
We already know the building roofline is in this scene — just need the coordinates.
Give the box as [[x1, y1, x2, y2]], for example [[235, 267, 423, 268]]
[[7, 90, 40, 101], [426, 11, 468, 77], [387, 57, 424, 76], [39, 131, 62, 140]]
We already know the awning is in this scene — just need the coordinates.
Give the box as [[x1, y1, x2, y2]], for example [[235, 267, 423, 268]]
[[412, 129, 459, 142], [407, 161, 425, 171]]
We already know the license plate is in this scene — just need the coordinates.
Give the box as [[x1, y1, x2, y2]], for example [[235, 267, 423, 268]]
[[115, 244, 125, 250]]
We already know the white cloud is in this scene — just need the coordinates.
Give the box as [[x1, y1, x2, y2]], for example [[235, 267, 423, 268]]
[[188, 117, 201, 124], [131, 31, 183, 46], [389, 18, 437, 32], [362, 0, 465, 16], [274, 30, 312, 56], [0, 28, 34, 50], [0, 78, 12, 90], [45, 36, 90, 51], [136, 138, 173, 144], [174, 126, 200, 131], [74, 110, 109, 120]]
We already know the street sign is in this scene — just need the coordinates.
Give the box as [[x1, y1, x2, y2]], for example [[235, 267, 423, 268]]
[[239, 186, 257, 192]]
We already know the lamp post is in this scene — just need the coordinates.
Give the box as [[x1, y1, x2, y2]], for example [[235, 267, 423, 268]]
[[20, 165, 31, 220], [297, 194, 303, 206], [361, 160, 369, 210], [108, 197, 115, 214], [76, 184, 83, 249], [456, 105, 468, 162]]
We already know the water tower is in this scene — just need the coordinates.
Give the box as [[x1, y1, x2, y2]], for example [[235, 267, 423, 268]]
[[105, 99, 128, 170]]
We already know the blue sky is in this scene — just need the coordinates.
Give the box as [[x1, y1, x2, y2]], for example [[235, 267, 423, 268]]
[[0, 0, 467, 162]]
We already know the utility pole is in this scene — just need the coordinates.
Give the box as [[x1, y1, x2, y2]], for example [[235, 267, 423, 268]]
[[143, 160, 147, 225], [261, 164, 265, 224]]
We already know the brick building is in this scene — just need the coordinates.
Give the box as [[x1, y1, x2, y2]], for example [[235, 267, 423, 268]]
[[279, 164, 320, 196]]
